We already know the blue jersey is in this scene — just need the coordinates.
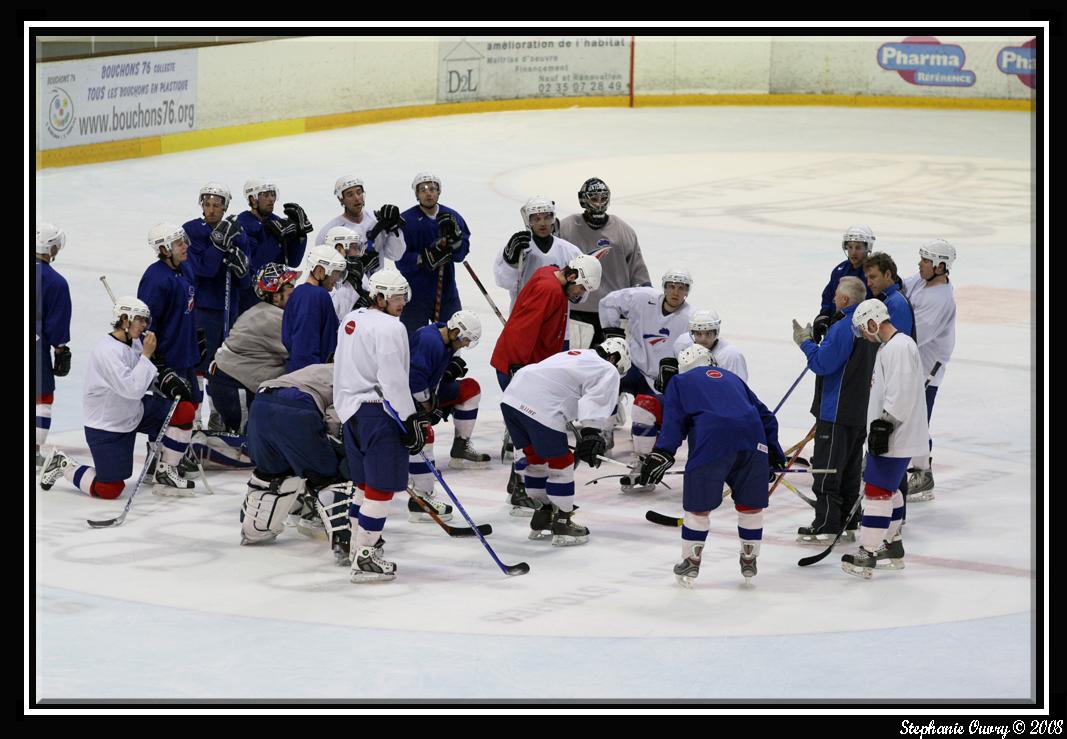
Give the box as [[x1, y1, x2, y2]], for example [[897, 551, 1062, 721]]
[[800, 304, 876, 427], [658, 366, 784, 469], [819, 259, 870, 316], [408, 322, 454, 398], [235, 211, 306, 313], [396, 204, 470, 323], [281, 283, 338, 372], [35, 260, 72, 348], [881, 283, 915, 339], [182, 217, 252, 312], [137, 259, 199, 368]]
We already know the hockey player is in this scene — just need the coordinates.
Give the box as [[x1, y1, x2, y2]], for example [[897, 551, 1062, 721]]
[[489, 255, 603, 513], [322, 226, 371, 320], [316, 175, 407, 279], [334, 269, 427, 583], [633, 345, 786, 586], [598, 267, 695, 481], [38, 297, 198, 497], [493, 195, 583, 310], [840, 299, 928, 578], [396, 172, 472, 334], [35, 223, 72, 467], [900, 239, 958, 500], [282, 245, 346, 372], [558, 178, 652, 346], [669, 309, 748, 384], [813, 225, 875, 342], [500, 338, 630, 546], [864, 251, 915, 339], [209, 263, 299, 433], [406, 310, 487, 521], [235, 179, 311, 312], [791, 276, 877, 544], [138, 223, 202, 406]]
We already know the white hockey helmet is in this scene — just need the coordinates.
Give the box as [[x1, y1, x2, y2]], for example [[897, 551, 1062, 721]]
[[852, 298, 890, 335], [244, 178, 278, 203], [919, 238, 956, 272], [567, 253, 603, 292], [411, 172, 441, 193], [306, 244, 348, 279], [578, 177, 611, 213], [368, 268, 411, 302], [520, 195, 555, 228], [36, 222, 66, 255], [598, 336, 631, 376], [678, 344, 713, 374], [689, 309, 722, 335], [661, 267, 694, 289], [324, 226, 367, 256], [841, 225, 876, 252], [147, 223, 189, 255], [112, 295, 151, 328], [447, 309, 483, 349], [198, 182, 231, 211], [334, 175, 365, 201]]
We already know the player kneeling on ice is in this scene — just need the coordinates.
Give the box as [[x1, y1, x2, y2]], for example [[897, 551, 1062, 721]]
[[841, 300, 928, 579], [633, 345, 786, 587], [499, 338, 630, 546], [39, 297, 198, 499]]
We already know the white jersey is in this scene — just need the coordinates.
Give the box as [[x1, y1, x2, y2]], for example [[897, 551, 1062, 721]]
[[83, 334, 158, 433], [493, 236, 583, 310], [867, 332, 929, 459], [673, 334, 748, 383], [316, 211, 407, 265], [329, 277, 372, 321], [599, 287, 694, 385], [502, 349, 620, 433], [333, 307, 416, 424], [902, 273, 956, 387]]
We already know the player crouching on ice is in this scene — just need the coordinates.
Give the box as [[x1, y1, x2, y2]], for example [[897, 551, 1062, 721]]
[[39, 297, 198, 499], [633, 345, 786, 587], [499, 338, 630, 546]]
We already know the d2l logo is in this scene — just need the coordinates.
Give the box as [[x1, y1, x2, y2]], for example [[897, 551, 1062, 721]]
[[877, 36, 976, 87], [997, 38, 1036, 89]]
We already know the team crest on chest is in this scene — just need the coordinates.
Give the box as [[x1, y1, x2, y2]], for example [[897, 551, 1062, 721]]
[[706, 369, 723, 379], [345, 320, 357, 335]]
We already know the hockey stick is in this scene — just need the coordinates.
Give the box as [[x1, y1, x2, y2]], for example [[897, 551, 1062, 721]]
[[223, 268, 231, 340], [87, 399, 180, 529], [587, 467, 834, 485], [462, 262, 508, 327], [407, 486, 493, 538], [375, 387, 529, 576], [772, 366, 809, 415], [645, 510, 683, 527], [779, 477, 816, 509], [433, 264, 445, 322], [797, 493, 864, 567], [100, 275, 117, 303], [769, 423, 817, 498]]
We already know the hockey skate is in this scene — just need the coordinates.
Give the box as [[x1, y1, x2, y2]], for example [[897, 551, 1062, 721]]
[[176, 444, 202, 479], [448, 437, 490, 469], [905, 466, 935, 502], [796, 523, 838, 545], [350, 540, 396, 583], [407, 485, 454, 522], [874, 535, 905, 570], [673, 544, 704, 588], [528, 502, 555, 541], [841, 547, 877, 579], [549, 507, 589, 547], [38, 448, 70, 491], [296, 497, 328, 540], [507, 467, 538, 517], [152, 462, 195, 497], [619, 458, 655, 494], [500, 431, 514, 462], [331, 530, 352, 566], [740, 542, 759, 581]]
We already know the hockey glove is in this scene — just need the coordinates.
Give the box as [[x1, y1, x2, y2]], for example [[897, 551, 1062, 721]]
[[360, 250, 380, 277], [868, 418, 894, 456], [265, 218, 299, 244], [768, 444, 788, 483], [503, 231, 531, 266], [157, 368, 192, 402], [507, 363, 524, 378], [345, 255, 364, 290], [654, 357, 679, 393], [210, 214, 243, 250], [436, 211, 463, 246], [52, 345, 71, 377], [638, 448, 675, 486], [355, 289, 373, 309], [812, 314, 833, 344], [282, 203, 313, 235], [442, 356, 468, 384], [573, 428, 606, 469], [418, 404, 448, 427], [196, 327, 208, 364], [375, 204, 404, 235], [223, 245, 250, 278], [792, 319, 813, 347], [423, 241, 453, 270], [400, 413, 428, 455], [602, 326, 626, 341]]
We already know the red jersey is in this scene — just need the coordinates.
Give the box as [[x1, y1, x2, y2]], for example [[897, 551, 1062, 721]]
[[490, 266, 568, 375]]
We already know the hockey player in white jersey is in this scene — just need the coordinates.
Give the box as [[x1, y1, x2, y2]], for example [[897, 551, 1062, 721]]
[[668, 309, 748, 385], [323, 226, 372, 320], [500, 338, 630, 545], [493, 196, 583, 310], [317, 175, 407, 276], [841, 299, 929, 578], [39, 297, 199, 499], [900, 239, 958, 501], [333, 269, 427, 583]]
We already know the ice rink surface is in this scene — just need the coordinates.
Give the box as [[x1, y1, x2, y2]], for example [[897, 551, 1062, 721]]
[[31, 104, 1039, 704]]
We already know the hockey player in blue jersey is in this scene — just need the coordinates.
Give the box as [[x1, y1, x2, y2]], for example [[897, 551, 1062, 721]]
[[812, 225, 875, 342], [396, 172, 472, 334], [235, 178, 311, 312], [864, 251, 915, 339], [635, 344, 786, 587], [282, 245, 345, 372], [35, 223, 72, 467]]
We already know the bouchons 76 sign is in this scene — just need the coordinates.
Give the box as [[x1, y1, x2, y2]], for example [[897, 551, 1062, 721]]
[[877, 36, 976, 87]]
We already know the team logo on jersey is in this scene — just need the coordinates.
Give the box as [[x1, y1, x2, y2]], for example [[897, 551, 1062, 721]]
[[877, 37, 976, 87], [568, 350, 581, 356], [705, 369, 723, 379], [345, 320, 356, 334], [642, 328, 672, 346], [997, 38, 1036, 89]]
